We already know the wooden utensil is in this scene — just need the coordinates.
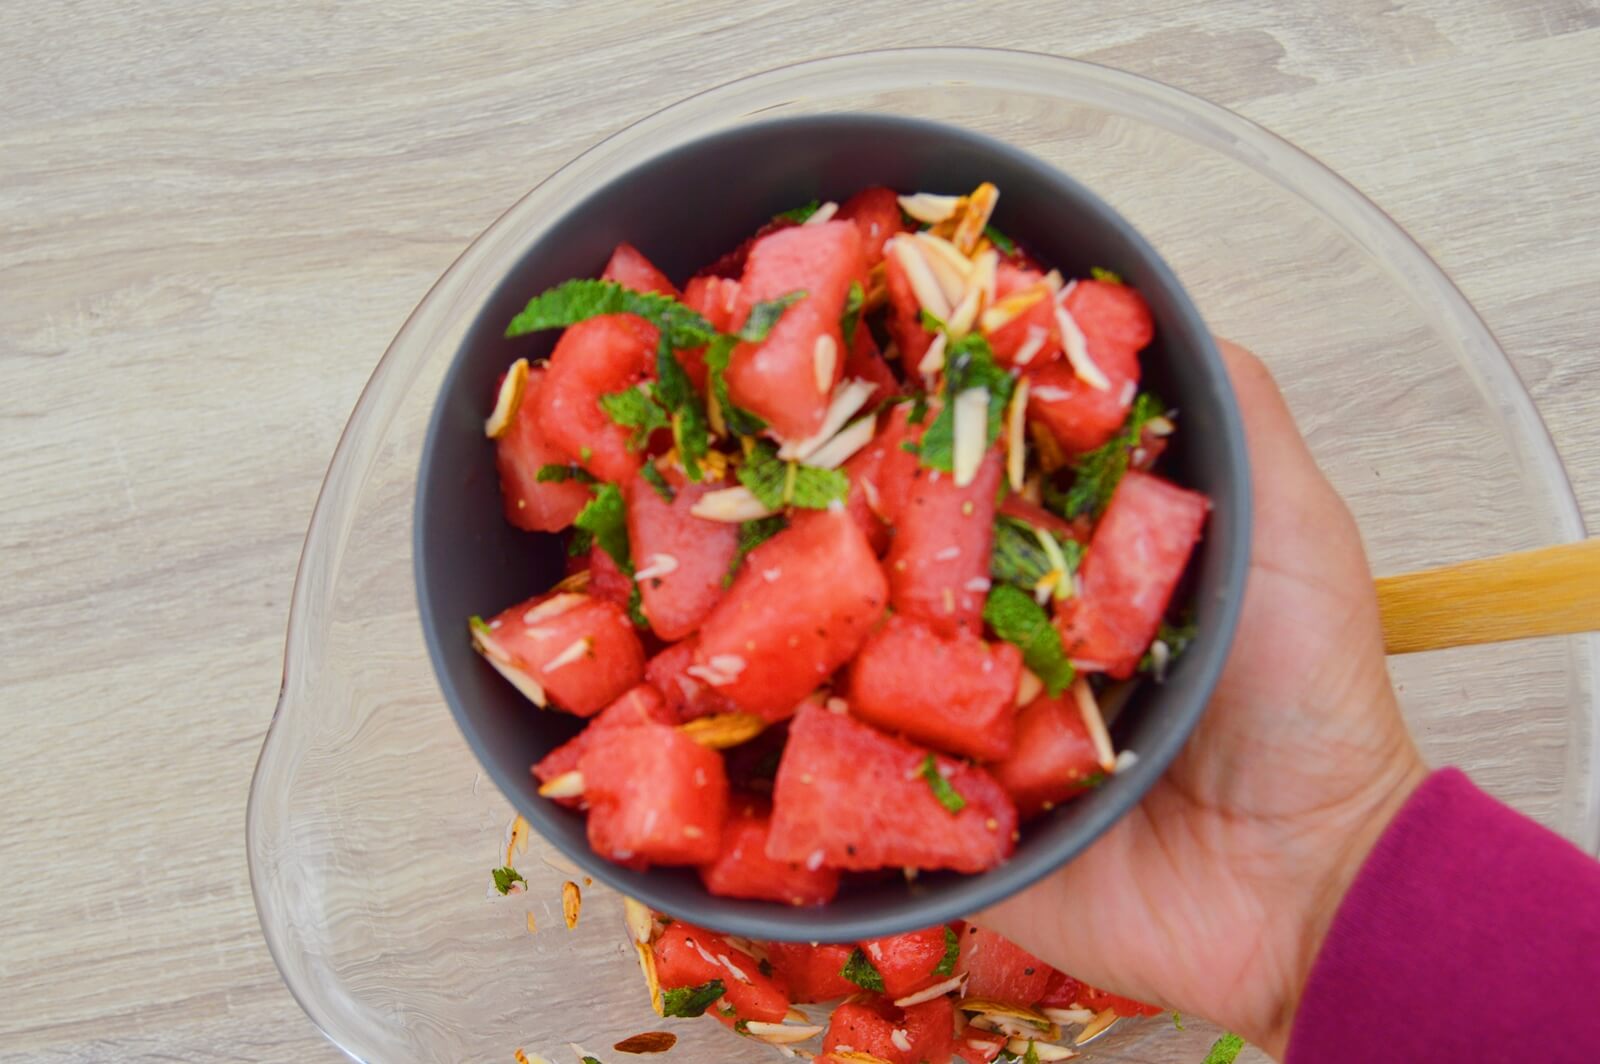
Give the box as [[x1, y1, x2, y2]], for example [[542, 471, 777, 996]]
[[1377, 538, 1600, 654]]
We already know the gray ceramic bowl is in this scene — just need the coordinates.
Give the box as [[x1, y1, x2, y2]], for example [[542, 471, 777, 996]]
[[415, 113, 1250, 941]]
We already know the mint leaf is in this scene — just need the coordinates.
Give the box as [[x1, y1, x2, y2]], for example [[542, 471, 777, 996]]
[[1049, 392, 1166, 520], [919, 334, 1013, 473], [841, 281, 865, 344], [840, 947, 885, 993], [736, 441, 848, 510], [639, 463, 675, 502], [651, 338, 708, 481], [725, 514, 787, 586], [773, 199, 820, 224], [1203, 1033, 1245, 1064], [627, 581, 647, 629], [1090, 266, 1124, 285], [660, 978, 726, 1018], [917, 754, 967, 814], [983, 584, 1075, 696], [490, 866, 524, 894], [1139, 616, 1198, 678], [991, 515, 1084, 591], [598, 387, 669, 450], [575, 483, 631, 576], [1023, 1042, 1041, 1064], [935, 926, 960, 976], [504, 279, 716, 349], [919, 307, 946, 333], [535, 463, 597, 485], [582, 1058, 603, 1064], [1172, 1011, 1184, 1030], [737, 291, 806, 342], [984, 225, 1017, 255]]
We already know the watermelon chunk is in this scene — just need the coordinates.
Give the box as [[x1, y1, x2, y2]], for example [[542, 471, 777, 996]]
[[578, 722, 726, 868], [695, 510, 887, 720], [585, 542, 633, 609], [767, 704, 1017, 874], [848, 615, 1022, 760], [534, 315, 657, 482], [837, 186, 910, 267], [680, 274, 742, 392], [531, 684, 676, 806], [988, 690, 1104, 818], [860, 924, 957, 999], [652, 921, 790, 1024], [955, 1025, 1008, 1063], [726, 221, 863, 441], [820, 995, 956, 1064], [882, 247, 936, 369], [840, 404, 918, 555], [699, 794, 840, 906], [1055, 471, 1208, 678], [474, 592, 644, 716], [883, 446, 1003, 637], [954, 926, 1053, 1006], [493, 365, 593, 532], [984, 263, 1060, 369], [764, 941, 858, 1003], [646, 637, 738, 721], [626, 467, 739, 641], [1069, 276, 1154, 355], [601, 241, 679, 298], [845, 322, 901, 407], [1024, 278, 1151, 456]]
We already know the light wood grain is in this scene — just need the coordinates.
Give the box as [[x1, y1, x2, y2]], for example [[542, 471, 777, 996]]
[[1, 2, 1597, 1062], [1380, 539, 1600, 653]]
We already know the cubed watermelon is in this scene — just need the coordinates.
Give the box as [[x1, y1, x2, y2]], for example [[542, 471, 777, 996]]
[[1055, 471, 1208, 678], [860, 924, 957, 999], [954, 926, 1053, 1006], [534, 315, 657, 482], [626, 468, 739, 641], [984, 263, 1060, 369], [1069, 276, 1154, 355], [493, 365, 594, 532], [698, 794, 840, 906], [1036, 968, 1082, 1009], [680, 274, 743, 392], [820, 995, 955, 1064], [578, 722, 726, 868], [883, 447, 1003, 637], [726, 221, 863, 441], [1024, 344, 1139, 456], [645, 637, 738, 720], [848, 615, 1022, 760], [695, 510, 887, 720], [841, 404, 918, 555], [601, 241, 679, 298], [764, 941, 858, 1003], [845, 323, 901, 407], [531, 684, 676, 806], [767, 704, 1017, 874], [652, 921, 791, 1024], [585, 542, 633, 609], [474, 592, 644, 716], [988, 690, 1104, 818], [882, 247, 936, 369], [837, 186, 910, 267]]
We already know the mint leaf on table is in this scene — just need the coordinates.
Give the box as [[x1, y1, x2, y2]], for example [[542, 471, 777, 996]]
[[598, 387, 669, 451], [736, 441, 848, 511], [535, 463, 597, 485], [1203, 1033, 1246, 1064], [490, 866, 525, 894], [841, 281, 865, 344], [574, 483, 631, 575], [918, 333, 1014, 473], [935, 926, 960, 976], [504, 279, 717, 349], [983, 584, 1076, 696], [724, 514, 787, 587], [917, 754, 968, 814], [990, 514, 1083, 591], [773, 199, 820, 224], [660, 979, 726, 1018], [839, 947, 885, 993], [1047, 391, 1166, 520]]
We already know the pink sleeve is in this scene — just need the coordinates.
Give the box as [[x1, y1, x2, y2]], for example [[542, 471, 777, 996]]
[[1288, 768, 1600, 1063]]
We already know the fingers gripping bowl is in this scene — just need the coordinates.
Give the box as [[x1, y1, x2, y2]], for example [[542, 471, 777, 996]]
[[414, 114, 1251, 941]]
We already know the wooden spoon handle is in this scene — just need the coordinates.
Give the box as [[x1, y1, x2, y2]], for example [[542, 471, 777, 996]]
[[1377, 538, 1600, 654]]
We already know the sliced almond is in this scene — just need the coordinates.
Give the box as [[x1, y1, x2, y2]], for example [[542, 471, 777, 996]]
[[1005, 375, 1030, 491], [680, 712, 767, 750], [469, 618, 548, 707], [634, 553, 679, 581], [785, 1006, 811, 1024], [1113, 749, 1140, 773], [898, 192, 963, 224], [622, 895, 656, 945], [917, 331, 949, 379], [956, 999, 1058, 1033], [892, 973, 966, 1007], [552, 568, 592, 593], [1015, 667, 1043, 706], [1012, 324, 1050, 367], [515, 1050, 552, 1064], [524, 593, 587, 624], [484, 357, 530, 438], [777, 377, 877, 460], [689, 486, 777, 523], [946, 249, 998, 339], [525, 911, 538, 934], [1029, 421, 1068, 474], [1146, 414, 1176, 437], [1042, 1007, 1097, 1026], [561, 880, 581, 929], [741, 1021, 825, 1044], [952, 181, 999, 254], [1054, 304, 1110, 391], [803, 416, 876, 470], [1072, 678, 1117, 772], [1073, 1008, 1118, 1044], [888, 235, 952, 321], [1006, 1039, 1079, 1061], [541, 636, 592, 673], [914, 231, 976, 276], [979, 285, 1046, 334], [951, 387, 990, 488], [538, 770, 584, 799], [813, 334, 839, 394], [505, 814, 531, 865], [915, 241, 970, 308], [802, 201, 839, 225], [634, 940, 664, 1016]]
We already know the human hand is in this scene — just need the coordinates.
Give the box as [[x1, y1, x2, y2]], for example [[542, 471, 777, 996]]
[[979, 340, 1428, 1058]]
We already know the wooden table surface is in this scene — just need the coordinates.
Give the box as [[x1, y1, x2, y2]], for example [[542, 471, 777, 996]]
[[3, 2, 1596, 1060]]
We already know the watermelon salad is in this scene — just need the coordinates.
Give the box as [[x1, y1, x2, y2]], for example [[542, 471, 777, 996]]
[[471, 182, 1209, 896], [623, 896, 1164, 1061]]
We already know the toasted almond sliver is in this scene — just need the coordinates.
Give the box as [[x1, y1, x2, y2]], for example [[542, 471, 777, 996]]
[[506, 815, 531, 865], [1006, 1039, 1079, 1061], [947, 249, 998, 339], [469, 620, 548, 706], [785, 1006, 811, 1024], [979, 285, 1047, 334], [1073, 1008, 1119, 1045], [541, 637, 592, 673], [889, 235, 952, 320], [802, 201, 839, 225], [951, 387, 990, 488], [914, 231, 976, 276], [1055, 304, 1111, 391], [634, 940, 664, 1015], [956, 999, 1057, 1029], [689, 486, 778, 523], [537, 769, 584, 798], [634, 553, 679, 581], [813, 334, 838, 394], [1072, 678, 1117, 772], [524, 592, 588, 624], [1015, 667, 1043, 706], [1043, 1007, 1097, 1026], [952, 181, 999, 254], [897, 192, 963, 224], [915, 238, 970, 307], [1006, 375, 1030, 491], [552, 568, 592, 593], [484, 358, 530, 439], [525, 911, 538, 934], [1012, 324, 1050, 367], [561, 880, 581, 929], [741, 1021, 826, 1044], [917, 331, 949, 379], [804, 416, 877, 471], [623, 895, 656, 945], [778, 377, 878, 460], [893, 973, 966, 1007], [680, 712, 767, 750]]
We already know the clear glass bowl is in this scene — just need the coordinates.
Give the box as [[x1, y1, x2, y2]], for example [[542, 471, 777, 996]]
[[247, 48, 1598, 1064]]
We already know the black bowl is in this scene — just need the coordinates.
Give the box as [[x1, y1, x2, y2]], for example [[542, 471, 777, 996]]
[[415, 113, 1250, 941]]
